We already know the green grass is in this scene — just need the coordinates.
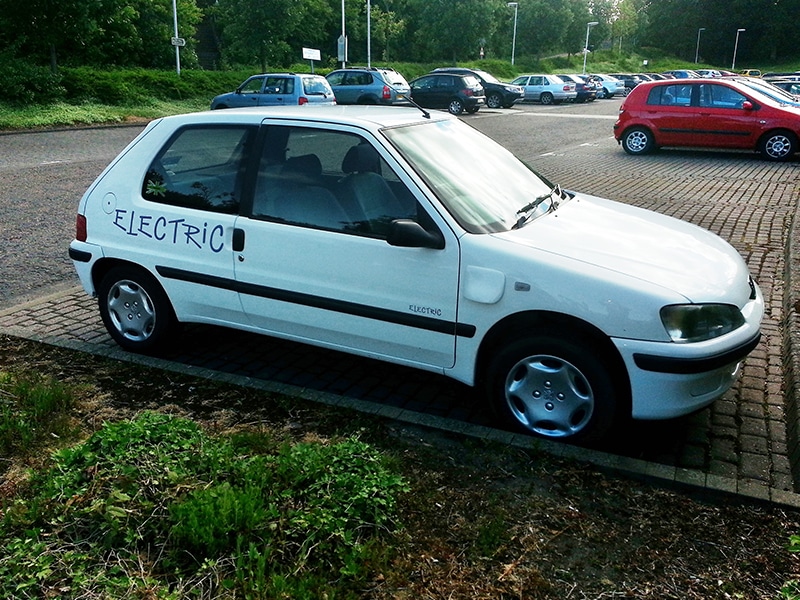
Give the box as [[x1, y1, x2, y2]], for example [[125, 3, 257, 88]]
[[0, 411, 408, 599]]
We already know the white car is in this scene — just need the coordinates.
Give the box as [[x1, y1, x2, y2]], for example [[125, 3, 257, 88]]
[[511, 74, 577, 104], [590, 74, 626, 98], [69, 105, 763, 442]]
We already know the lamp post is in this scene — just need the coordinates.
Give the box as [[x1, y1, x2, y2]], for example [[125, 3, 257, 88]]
[[507, 2, 518, 65], [367, 0, 371, 68], [695, 27, 705, 63], [732, 28, 745, 70], [582, 21, 599, 75]]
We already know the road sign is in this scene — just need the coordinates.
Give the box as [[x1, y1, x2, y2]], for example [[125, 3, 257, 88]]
[[171, 37, 186, 47], [302, 47, 321, 61]]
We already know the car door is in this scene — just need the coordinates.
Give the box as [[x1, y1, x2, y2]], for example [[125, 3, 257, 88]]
[[230, 76, 266, 108], [256, 76, 295, 106], [525, 76, 544, 101], [232, 122, 462, 369], [694, 83, 759, 149]]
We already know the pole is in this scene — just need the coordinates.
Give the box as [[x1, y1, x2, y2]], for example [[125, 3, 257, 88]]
[[695, 27, 705, 64], [582, 21, 598, 75], [732, 28, 745, 71], [172, 0, 180, 75], [507, 3, 518, 66], [367, 0, 371, 68], [341, 0, 346, 68]]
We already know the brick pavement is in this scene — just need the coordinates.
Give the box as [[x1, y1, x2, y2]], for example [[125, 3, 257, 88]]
[[2, 131, 799, 507]]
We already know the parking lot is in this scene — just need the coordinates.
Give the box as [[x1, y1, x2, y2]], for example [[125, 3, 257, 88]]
[[1, 97, 799, 504]]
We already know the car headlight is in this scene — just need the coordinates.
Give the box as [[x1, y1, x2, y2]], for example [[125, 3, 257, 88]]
[[660, 304, 745, 343]]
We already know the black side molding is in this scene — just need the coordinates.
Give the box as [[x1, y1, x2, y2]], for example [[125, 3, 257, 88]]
[[633, 332, 761, 375], [68, 247, 92, 263]]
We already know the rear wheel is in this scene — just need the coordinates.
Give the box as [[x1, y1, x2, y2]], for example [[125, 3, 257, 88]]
[[485, 333, 620, 442], [97, 265, 179, 354], [759, 130, 797, 161], [540, 92, 554, 105], [621, 127, 656, 155], [448, 98, 464, 115]]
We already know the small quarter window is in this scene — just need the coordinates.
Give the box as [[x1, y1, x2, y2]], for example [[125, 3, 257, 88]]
[[142, 126, 254, 214]]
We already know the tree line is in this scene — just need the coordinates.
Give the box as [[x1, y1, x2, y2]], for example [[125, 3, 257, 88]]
[[0, 0, 797, 72]]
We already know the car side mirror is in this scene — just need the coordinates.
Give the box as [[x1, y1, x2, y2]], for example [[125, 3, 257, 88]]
[[387, 219, 445, 250], [742, 100, 754, 110]]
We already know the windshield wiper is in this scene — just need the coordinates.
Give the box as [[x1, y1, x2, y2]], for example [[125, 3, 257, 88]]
[[513, 184, 562, 228]]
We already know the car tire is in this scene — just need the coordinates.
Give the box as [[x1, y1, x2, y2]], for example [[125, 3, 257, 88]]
[[540, 92, 554, 105], [466, 105, 480, 114], [485, 332, 619, 442], [357, 95, 379, 105], [621, 127, 656, 155], [487, 93, 503, 109], [604, 88, 614, 98], [448, 98, 465, 115], [759, 130, 797, 161], [97, 265, 179, 354]]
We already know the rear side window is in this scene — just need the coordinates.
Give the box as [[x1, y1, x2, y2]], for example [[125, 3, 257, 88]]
[[647, 84, 693, 107], [142, 126, 255, 214]]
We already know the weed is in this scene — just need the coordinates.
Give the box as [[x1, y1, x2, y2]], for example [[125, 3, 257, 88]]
[[0, 411, 408, 598]]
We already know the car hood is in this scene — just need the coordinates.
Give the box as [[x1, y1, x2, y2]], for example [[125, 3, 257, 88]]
[[494, 193, 751, 304]]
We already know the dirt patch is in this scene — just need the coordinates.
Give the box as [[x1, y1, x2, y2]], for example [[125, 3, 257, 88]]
[[1, 334, 799, 599]]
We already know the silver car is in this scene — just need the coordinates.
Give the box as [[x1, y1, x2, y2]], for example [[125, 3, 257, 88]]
[[510, 74, 577, 104]]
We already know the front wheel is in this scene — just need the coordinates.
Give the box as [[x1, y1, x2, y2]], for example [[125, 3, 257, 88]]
[[97, 265, 179, 354], [448, 98, 464, 115], [621, 127, 656, 155], [485, 335, 620, 442], [759, 130, 797, 161], [486, 93, 503, 109], [540, 92, 554, 105]]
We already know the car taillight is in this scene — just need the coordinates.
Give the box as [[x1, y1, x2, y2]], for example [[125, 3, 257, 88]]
[[463, 89, 474, 97], [382, 85, 391, 99], [76, 214, 87, 242], [298, 96, 308, 105], [563, 85, 570, 91]]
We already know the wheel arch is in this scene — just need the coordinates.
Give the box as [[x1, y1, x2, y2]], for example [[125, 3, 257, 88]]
[[475, 310, 632, 413], [90, 259, 177, 323]]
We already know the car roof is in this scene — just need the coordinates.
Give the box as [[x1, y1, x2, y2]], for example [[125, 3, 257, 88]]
[[157, 105, 449, 130]]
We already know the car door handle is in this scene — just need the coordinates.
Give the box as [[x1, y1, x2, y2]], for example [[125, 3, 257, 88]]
[[233, 228, 245, 252]]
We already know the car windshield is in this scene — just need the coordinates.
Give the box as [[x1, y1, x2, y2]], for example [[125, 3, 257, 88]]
[[474, 70, 500, 84], [383, 119, 556, 233]]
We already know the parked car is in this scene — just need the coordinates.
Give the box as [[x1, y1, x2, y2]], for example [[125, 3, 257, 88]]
[[696, 69, 722, 78], [661, 69, 701, 79], [588, 74, 626, 98], [733, 76, 800, 107], [739, 69, 762, 78], [69, 105, 763, 442], [408, 73, 485, 114], [608, 73, 643, 95], [510, 74, 577, 104], [325, 67, 410, 105], [614, 78, 800, 161], [555, 74, 596, 102], [432, 67, 524, 108], [768, 79, 800, 96], [210, 73, 335, 109]]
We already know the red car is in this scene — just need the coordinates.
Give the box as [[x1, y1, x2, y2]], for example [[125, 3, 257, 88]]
[[614, 78, 800, 161]]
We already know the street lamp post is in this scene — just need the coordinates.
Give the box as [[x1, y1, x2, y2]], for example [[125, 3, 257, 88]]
[[732, 28, 746, 70], [582, 21, 599, 75], [507, 2, 518, 66], [367, 0, 371, 68], [695, 27, 705, 63]]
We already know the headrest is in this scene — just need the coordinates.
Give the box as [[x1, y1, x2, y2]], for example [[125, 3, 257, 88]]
[[281, 154, 322, 180], [342, 144, 381, 174]]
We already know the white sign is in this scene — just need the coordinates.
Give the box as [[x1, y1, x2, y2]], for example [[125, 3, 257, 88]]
[[302, 47, 321, 61], [171, 37, 186, 47]]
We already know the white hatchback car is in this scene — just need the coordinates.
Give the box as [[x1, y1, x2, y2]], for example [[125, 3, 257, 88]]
[[69, 106, 763, 442]]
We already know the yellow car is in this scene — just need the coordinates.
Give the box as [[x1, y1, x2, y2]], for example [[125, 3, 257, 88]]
[[739, 69, 762, 77]]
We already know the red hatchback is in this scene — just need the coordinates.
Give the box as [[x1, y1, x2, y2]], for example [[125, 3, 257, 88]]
[[614, 78, 800, 161]]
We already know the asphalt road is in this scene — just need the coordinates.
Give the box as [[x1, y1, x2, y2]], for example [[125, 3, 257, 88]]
[[0, 100, 621, 307]]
